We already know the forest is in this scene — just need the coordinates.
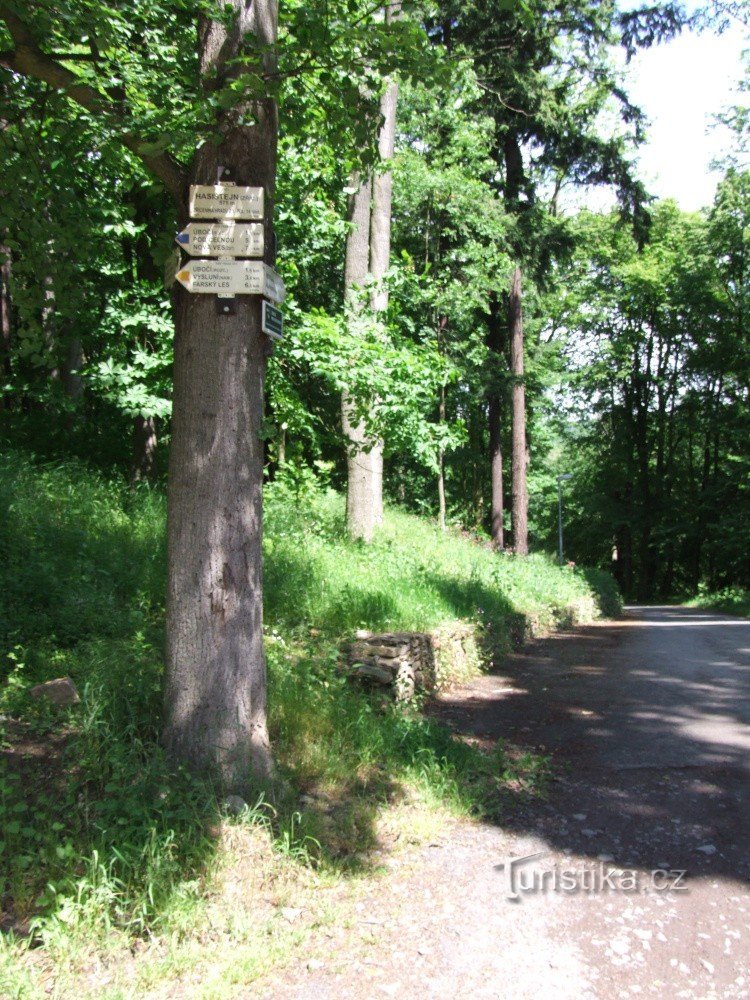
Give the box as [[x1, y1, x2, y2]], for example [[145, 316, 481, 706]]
[[0, 0, 749, 995], [2, 1, 748, 598]]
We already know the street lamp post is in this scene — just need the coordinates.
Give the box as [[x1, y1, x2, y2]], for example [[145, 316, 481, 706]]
[[557, 473, 572, 566]]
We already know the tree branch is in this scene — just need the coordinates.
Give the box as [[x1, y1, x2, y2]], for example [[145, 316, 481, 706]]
[[0, 6, 186, 203]]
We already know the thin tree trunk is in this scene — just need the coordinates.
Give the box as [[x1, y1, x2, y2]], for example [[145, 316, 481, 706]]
[[486, 293, 505, 549], [62, 337, 84, 401], [437, 382, 446, 531], [42, 270, 59, 381], [162, 0, 277, 793], [131, 414, 158, 483], [0, 242, 11, 407], [368, 75, 398, 527], [509, 266, 528, 555], [341, 172, 379, 542], [489, 395, 504, 548]]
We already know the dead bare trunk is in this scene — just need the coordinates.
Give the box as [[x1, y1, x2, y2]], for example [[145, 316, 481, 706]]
[[509, 265, 528, 555], [162, 0, 277, 793]]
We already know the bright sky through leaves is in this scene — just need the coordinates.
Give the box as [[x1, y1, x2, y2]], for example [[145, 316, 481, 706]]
[[624, 19, 747, 209]]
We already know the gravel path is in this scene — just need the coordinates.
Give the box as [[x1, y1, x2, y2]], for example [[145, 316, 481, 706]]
[[257, 607, 750, 999]]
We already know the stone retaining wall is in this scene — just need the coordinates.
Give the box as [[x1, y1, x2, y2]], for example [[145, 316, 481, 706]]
[[345, 623, 480, 700]]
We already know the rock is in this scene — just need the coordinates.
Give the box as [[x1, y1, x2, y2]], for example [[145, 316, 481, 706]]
[[346, 625, 473, 699], [224, 795, 247, 815], [307, 959, 324, 971], [351, 643, 404, 661], [281, 907, 302, 922], [355, 629, 372, 640], [28, 677, 80, 707], [394, 663, 416, 702], [352, 663, 393, 684], [696, 844, 717, 855]]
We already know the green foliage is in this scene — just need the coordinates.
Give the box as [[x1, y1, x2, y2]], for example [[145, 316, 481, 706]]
[[688, 585, 750, 618], [545, 185, 750, 599]]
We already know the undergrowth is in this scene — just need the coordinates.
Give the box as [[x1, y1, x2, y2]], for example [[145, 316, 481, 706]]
[[0, 448, 618, 986], [687, 584, 750, 618]]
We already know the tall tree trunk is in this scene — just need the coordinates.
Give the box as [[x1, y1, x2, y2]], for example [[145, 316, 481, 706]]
[[486, 292, 505, 549], [342, 5, 399, 541], [341, 172, 379, 542], [509, 266, 528, 555], [162, 0, 277, 793], [368, 75, 398, 527]]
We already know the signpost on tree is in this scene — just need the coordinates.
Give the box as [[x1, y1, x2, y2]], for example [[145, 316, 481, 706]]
[[176, 222, 265, 259], [174, 259, 286, 301], [0, 0, 281, 793]]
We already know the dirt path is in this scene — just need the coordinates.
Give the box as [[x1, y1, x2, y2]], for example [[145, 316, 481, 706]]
[[256, 607, 750, 999]]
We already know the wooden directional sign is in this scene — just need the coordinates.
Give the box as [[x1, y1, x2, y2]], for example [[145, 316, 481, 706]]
[[262, 301, 283, 340], [175, 260, 285, 303], [189, 184, 264, 220], [175, 222, 264, 258]]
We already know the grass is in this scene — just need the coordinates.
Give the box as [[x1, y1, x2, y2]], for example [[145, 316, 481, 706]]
[[0, 449, 620, 996]]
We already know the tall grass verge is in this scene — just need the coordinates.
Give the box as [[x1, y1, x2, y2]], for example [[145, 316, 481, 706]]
[[0, 449, 619, 944]]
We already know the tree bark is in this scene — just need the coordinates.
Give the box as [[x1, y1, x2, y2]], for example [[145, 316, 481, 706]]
[[486, 293, 505, 549], [342, 172, 379, 542], [509, 266, 528, 555], [62, 337, 84, 401], [437, 382, 446, 531], [131, 415, 158, 483], [162, 0, 278, 793], [0, 242, 11, 406], [0, 3, 279, 791], [42, 268, 59, 382], [342, 3, 399, 541], [489, 394, 504, 548], [368, 76, 398, 527]]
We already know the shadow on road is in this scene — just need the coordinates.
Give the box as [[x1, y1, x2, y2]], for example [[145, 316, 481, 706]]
[[430, 605, 750, 885]]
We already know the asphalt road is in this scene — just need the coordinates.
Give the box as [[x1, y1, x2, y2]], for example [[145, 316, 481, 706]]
[[434, 605, 750, 997], [443, 603, 750, 771]]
